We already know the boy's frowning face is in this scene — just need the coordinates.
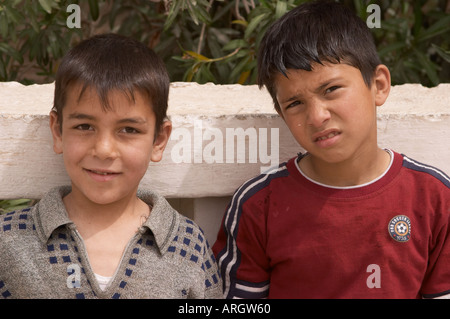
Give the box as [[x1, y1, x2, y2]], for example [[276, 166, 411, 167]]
[[50, 85, 171, 206], [275, 62, 390, 166]]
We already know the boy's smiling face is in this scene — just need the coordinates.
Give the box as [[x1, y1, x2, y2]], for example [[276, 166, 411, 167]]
[[50, 84, 171, 206], [275, 62, 390, 167]]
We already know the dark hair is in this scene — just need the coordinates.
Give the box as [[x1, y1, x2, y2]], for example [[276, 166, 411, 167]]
[[53, 33, 170, 135], [257, 0, 381, 113]]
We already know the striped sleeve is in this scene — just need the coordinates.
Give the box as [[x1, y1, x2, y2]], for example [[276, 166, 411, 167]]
[[233, 279, 270, 299], [402, 155, 450, 187], [213, 164, 289, 299], [402, 154, 450, 298]]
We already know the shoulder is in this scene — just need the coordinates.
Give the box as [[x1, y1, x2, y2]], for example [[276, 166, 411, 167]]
[[0, 206, 35, 236], [0, 206, 38, 267], [168, 215, 222, 288], [138, 189, 209, 254], [229, 159, 293, 208], [174, 216, 223, 297], [400, 153, 450, 189], [175, 216, 208, 251], [141, 188, 210, 253]]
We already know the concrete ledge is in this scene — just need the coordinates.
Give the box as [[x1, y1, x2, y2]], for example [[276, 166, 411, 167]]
[[1, 82, 449, 200]]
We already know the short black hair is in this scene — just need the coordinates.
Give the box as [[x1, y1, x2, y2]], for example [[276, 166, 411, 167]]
[[257, 0, 381, 112], [53, 33, 170, 135]]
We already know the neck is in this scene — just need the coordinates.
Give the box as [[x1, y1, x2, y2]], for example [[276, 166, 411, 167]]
[[299, 147, 391, 187], [63, 187, 149, 232]]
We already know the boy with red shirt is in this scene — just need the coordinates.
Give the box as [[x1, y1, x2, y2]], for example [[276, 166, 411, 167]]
[[213, 0, 450, 298]]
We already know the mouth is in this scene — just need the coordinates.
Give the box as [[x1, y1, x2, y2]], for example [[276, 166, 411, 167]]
[[313, 129, 341, 148], [84, 168, 121, 181], [86, 169, 120, 175], [315, 131, 341, 142]]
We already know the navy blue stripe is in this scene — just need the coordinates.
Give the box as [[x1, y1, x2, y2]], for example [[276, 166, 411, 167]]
[[231, 279, 270, 299], [422, 289, 450, 299], [217, 162, 290, 298], [402, 155, 450, 188]]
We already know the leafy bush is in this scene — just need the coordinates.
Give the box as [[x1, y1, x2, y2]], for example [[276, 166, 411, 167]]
[[0, 0, 448, 86], [0, 199, 34, 214]]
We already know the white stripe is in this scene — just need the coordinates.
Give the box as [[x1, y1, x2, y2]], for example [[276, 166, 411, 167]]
[[432, 293, 450, 299], [219, 165, 287, 297], [235, 283, 270, 293], [404, 156, 450, 184], [232, 296, 268, 299]]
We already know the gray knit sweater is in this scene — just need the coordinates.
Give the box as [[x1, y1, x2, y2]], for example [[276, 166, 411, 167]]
[[0, 186, 223, 299]]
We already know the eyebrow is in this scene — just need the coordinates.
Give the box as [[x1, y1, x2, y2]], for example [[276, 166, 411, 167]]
[[315, 77, 344, 93], [117, 117, 147, 125], [67, 113, 147, 125], [67, 113, 96, 121]]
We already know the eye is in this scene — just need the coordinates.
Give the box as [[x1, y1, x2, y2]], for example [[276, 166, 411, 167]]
[[75, 124, 93, 131], [120, 127, 140, 134], [325, 86, 340, 94], [285, 100, 303, 110]]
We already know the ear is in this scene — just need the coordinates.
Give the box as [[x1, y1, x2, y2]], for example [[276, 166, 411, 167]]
[[373, 64, 391, 107], [49, 111, 63, 154], [150, 120, 172, 162]]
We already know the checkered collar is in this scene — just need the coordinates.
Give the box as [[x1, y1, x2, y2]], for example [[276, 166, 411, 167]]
[[34, 186, 180, 255]]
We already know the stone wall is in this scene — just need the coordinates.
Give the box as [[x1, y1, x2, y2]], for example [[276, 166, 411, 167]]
[[1, 82, 449, 243]]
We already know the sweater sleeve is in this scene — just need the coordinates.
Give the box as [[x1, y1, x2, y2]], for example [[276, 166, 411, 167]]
[[421, 197, 450, 298], [203, 241, 225, 299], [213, 190, 270, 299], [0, 279, 11, 298]]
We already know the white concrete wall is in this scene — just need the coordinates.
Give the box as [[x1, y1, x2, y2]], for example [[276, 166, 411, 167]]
[[1, 82, 449, 243]]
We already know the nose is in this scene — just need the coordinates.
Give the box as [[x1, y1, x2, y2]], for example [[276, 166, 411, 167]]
[[307, 100, 331, 128], [92, 132, 119, 160]]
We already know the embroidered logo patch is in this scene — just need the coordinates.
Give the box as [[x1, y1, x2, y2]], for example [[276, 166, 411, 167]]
[[388, 215, 411, 242]]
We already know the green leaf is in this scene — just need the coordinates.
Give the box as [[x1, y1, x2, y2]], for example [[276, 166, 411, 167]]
[[192, 3, 212, 25], [0, 199, 33, 213], [432, 44, 450, 64], [0, 13, 8, 38], [164, 0, 183, 30], [416, 15, 450, 43], [198, 64, 216, 83], [275, 1, 288, 20], [245, 13, 268, 39], [232, 19, 248, 27], [0, 43, 23, 63], [413, 48, 439, 86], [223, 39, 247, 51], [4, 5, 23, 24], [185, 50, 210, 61], [0, 58, 7, 80], [229, 55, 251, 82], [38, 0, 53, 14], [88, 0, 100, 21], [377, 42, 406, 58]]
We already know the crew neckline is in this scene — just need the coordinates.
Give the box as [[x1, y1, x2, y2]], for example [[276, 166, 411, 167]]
[[294, 149, 394, 190]]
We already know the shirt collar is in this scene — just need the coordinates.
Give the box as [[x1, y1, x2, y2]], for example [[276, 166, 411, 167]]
[[34, 186, 180, 255], [34, 186, 73, 243], [137, 188, 180, 254]]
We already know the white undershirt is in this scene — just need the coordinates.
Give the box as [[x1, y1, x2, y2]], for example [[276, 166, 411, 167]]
[[95, 273, 112, 291]]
